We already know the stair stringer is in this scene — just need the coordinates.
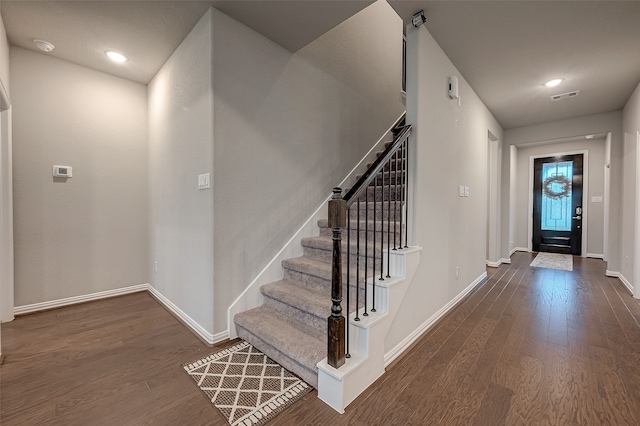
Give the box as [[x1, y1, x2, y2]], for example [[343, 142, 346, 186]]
[[317, 246, 422, 413]]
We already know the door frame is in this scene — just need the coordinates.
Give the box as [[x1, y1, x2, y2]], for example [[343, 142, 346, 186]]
[[0, 79, 13, 325], [528, 149, 588, 256], [634, 130, 640, 299], [486, 131, 501, 266]]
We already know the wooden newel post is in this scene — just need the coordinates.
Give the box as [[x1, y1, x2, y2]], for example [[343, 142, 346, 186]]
[[327, 187, 347, 369]]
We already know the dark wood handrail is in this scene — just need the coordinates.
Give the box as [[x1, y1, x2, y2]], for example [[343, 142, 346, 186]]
[[343, 124, 412, 206]]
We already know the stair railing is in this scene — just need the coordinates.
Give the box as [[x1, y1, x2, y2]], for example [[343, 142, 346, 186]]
[[327, 119, 412, 369]]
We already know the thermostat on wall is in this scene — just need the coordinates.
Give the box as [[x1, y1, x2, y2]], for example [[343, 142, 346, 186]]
[[53, 165, 72, 178]]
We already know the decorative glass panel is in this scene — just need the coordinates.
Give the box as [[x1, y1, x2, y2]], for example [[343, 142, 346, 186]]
[[541, 161, 572, 231]]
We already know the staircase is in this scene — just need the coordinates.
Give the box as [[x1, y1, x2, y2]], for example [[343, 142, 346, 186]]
[[234, 121, 410, 398]]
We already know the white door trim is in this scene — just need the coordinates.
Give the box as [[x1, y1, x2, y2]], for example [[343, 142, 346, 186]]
[[0, 79, 13, 324], [634, 131, 640, 299]]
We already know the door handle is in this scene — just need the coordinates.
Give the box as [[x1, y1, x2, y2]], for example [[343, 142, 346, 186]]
[[572, 216, 582, 220]]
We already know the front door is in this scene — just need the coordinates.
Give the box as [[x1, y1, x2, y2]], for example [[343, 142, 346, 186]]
[[532, 154, 583, 255]]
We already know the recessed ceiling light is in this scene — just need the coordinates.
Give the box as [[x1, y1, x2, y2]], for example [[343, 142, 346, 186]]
[[33, 39, 55, 53], [545, 78, 563, 88], [586, 135, 595, 139], [105, 50, 128, 63]]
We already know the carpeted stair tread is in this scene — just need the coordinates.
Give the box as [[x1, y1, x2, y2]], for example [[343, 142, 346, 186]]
[[302, 235, 382, 258], [235, 306, 324, 388], [317, 218, 403, 233], [261, 280, 329, 323], [356, 170, 406, 181], [282, 256, 371, 282], [366, 158, 405, 171]]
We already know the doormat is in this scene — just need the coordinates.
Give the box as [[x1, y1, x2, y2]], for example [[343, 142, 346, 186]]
[[183, 341, 311, 426], [530, 252, 573, 271]]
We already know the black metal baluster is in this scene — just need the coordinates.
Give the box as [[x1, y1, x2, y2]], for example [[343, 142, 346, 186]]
[[399, 143, 404, 250], [386, 155, 391, 278], [346, 206, 351, 358], [363, 182, 369, 317], [393, 150, 398, 251], [372, 174, 377, 312], [404, 138, 409, 248], [379, 159, 385, 282], [355, 199, 361, 322]]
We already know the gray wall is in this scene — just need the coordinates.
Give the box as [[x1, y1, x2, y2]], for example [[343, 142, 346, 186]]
[[514, 138, 606, 256], [11, 47, 148, 306], [622, 81, 640, 294], [211, 3, 404, 333], [387, 23, 504, 351], [148, 9, 215, 336], [147, 4, 404, 337], [0, 10, 9, 355], [0, 13, 8, 91]]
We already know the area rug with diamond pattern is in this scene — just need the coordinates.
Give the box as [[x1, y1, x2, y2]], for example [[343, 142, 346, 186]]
[[183, 341, 311, 426]]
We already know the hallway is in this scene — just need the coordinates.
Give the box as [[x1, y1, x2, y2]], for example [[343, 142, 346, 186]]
[[277, 252, 640, 424], [1, 253, 639, 424]]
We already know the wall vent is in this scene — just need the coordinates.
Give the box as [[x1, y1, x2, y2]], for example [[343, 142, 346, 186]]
[[551, 90, 580, 101]]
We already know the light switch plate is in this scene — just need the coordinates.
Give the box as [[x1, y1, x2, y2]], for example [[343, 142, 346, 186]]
[[53, 165, 72, 178], [198, 173, 210, 190]]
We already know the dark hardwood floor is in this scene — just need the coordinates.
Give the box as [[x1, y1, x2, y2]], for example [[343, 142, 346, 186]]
[[0, 292, 231, 425], [2, 252, 640, 425]]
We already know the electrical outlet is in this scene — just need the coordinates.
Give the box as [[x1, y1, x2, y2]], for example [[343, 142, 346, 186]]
[[154, 261, 158, 273], [456, 267, 460, 279]]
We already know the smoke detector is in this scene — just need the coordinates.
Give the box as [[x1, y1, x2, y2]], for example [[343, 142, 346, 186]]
[[551, 90, 580, 102], [33, 39, 55, 53]]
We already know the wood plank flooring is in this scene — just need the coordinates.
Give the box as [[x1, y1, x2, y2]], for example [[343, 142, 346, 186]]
[[0, 292, 231, 425], [2, 252, 640, 425]]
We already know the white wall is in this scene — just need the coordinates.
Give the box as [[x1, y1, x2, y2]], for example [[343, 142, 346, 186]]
[[622, 81, 640, 296], [513, 138, 606, 256], [0, 11, 8, 93], [386, 24, 503, 351], [0, 10, 10, 358], [11, 47, 148, 306], [211, 2, 404, 333], [148, 10, 215, 336], [504, 111, 623, 272], [508, 145, 518, 252]]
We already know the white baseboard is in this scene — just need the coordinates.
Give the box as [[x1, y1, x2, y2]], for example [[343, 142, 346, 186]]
[[486, 258, 512, 267], [509, 248, 517, 256], [13, 284, 148, 316], [606, 270, 633, 295], [619, 275, 633, 295], [12, 283, 229, 345], [586, 253, 604, 259], [514, 247, 529, 253], [383, 271, 487, 367], [147, 285, 228, 345]]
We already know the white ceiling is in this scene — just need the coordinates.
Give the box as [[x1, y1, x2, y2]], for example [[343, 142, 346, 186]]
[[1, 1, 639, 129], [389, 1, 640, 129], [0, 0, 374, 85]]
